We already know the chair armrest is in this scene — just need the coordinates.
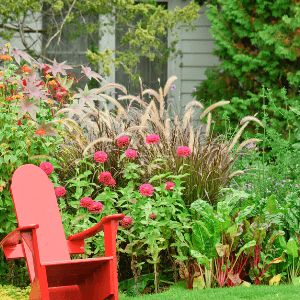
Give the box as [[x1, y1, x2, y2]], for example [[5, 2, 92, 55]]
[[68, 214, 124, 241], [0, 224, 39, 248]]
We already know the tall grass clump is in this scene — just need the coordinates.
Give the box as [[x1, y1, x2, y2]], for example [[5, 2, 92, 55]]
[[51, 76, 263, 207]]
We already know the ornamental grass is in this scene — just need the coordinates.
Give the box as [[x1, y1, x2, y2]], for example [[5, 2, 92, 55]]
[[51, 76, 262, 206]]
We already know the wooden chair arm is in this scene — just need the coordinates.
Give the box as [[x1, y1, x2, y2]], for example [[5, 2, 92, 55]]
[[68, 214, 124, 241], [0, 224, 39, 248]]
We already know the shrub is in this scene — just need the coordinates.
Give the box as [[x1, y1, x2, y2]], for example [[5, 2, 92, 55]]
[[192, 0, 300, 141]]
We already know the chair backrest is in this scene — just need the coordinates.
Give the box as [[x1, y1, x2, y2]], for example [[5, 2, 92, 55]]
[[10, 164, 70, 263]]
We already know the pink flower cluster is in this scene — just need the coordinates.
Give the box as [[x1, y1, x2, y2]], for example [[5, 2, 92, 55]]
[[99, 171, 116, 186], [55, 186, 66, 197], [149, 213, 156, 219], [139, 184, 154, 196], [145, 134, 160, 144], [177, 146, 191, 157], [94, 151, 107, 163], [40, 162, 54, 175], [125, 149, 137, 160], [80, 197, 103, 213], [117, 136, 130, 148], [121, 216, 133, 228], [165, 182, 175, 191], [88, 202, 104, 213]]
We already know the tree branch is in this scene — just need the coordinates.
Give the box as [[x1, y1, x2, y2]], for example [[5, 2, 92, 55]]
[[0, 23, 59, 33], [44, 0, 77, 51], [16, 13, 90, 69]]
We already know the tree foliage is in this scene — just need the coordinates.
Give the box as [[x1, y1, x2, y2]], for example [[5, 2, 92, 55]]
[[0, 0, 200, 87], [192, 0, 300, 139]]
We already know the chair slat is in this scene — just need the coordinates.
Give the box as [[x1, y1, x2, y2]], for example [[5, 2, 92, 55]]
[[10, 164, 70, 264]]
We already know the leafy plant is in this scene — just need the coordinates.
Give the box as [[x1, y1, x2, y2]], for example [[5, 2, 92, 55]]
[[192, 0, 300, 140]]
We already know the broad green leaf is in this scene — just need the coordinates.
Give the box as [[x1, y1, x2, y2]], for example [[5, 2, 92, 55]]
[[235, 205, 255, 225], [266, 194, 278, 215], [236, 240, 256, 259], [292, 142, 300, 149], [265, 230, 285, 254], [190, 250, 211, 269], [287, 238, 298, 258], [190, 199, 213, 219]]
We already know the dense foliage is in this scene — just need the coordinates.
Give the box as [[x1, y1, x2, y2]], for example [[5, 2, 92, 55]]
[[192, 0, 300, 142]]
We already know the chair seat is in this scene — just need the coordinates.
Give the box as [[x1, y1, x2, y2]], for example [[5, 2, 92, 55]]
[[43, 256, 114, 287]]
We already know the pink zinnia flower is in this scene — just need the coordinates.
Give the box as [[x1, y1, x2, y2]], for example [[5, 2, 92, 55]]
[[139, 184, 154, 196], [165, 182, 175, 191], [117, 136, 130, 148], [125, 149, 137, 160], [121, 216, 133, 228], [145, 134, 160, 144], [99, 171, 113, 185], [88, 201, 103, 213], [80, 197, 94, 208], [40, 162, 53, 175], [94, 151, 107, 163], [108, 179, 116, 186], [149, 213, 156, 219], [177, 146, 192, 157], [55, 186, 66, 197]]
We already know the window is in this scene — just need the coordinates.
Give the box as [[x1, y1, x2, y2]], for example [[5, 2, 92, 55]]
[[42, 5, 99, 91], [115, 2, 168, 104]]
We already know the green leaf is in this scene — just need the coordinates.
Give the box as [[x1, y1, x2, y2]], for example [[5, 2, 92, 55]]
[[190, 250, 211, 269], [266, 194, 278, 215], [149, 158, 167, 168], [235, 205, 255, 225], [190, 199, 213, 218], [295, 127, 300, 141], [287, 238, 298, 258], [118, 153, 126, 163], [227, 224, 238, 239], [291, 142, 300, 149], [236, 240, 256, 259], [149, 172, 172, 183], [68, 201, 79, 208]]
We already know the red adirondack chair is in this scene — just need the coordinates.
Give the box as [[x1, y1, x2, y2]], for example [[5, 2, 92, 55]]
[[0, 164, 125, 300]]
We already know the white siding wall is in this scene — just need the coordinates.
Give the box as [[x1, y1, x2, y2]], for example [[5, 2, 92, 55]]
[[173, 2, 221, 108], [99, 11, 115, 94]]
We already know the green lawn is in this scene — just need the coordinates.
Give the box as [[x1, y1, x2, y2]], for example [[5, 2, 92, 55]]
[[1, 283, 300, 299], [120, 284, 300, 300]]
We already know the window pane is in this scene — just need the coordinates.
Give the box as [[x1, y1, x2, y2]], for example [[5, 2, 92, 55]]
[[42, 6, 99, 91], [115, 2, 168, 105]]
